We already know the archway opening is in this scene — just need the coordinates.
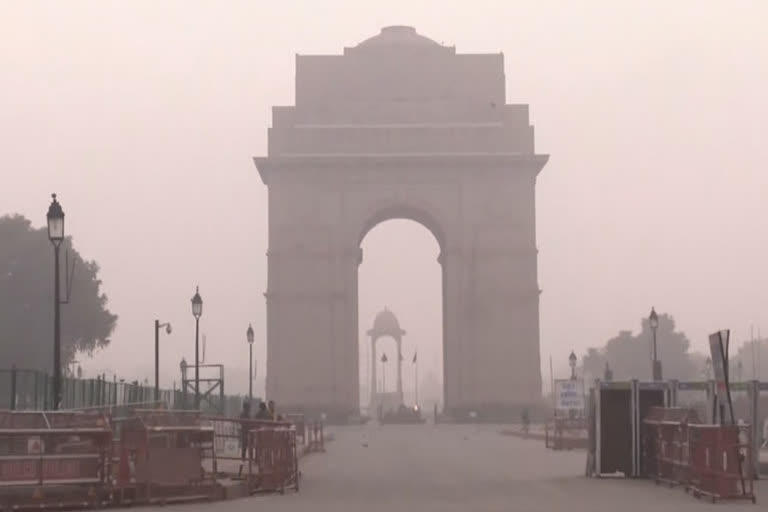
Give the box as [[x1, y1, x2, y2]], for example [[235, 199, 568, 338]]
[[358, 219, 443, 418]]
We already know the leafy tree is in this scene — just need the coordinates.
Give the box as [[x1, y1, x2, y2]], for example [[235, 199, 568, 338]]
[[0, 214, 117, 371], [581, 313, 700, 381]]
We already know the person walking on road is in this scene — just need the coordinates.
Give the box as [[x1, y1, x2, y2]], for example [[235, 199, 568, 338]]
[[238, 401, 251, 477]]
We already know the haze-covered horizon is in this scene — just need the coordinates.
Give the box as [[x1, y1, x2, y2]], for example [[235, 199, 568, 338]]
[[2, 1, 767, 397]]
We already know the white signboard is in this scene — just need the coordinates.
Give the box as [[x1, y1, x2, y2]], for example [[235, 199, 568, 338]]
[[555, 379, 584, 411]]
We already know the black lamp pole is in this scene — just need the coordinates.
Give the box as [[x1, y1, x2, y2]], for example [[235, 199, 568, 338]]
[[247, 324, 254, 403], [154, 320, 172, 401], [179, 358, 188, 408], [569, 351, 577, 381], [649, 307, 662, 381], [47, 194, 65, 410], [191, 287, 203, 409]]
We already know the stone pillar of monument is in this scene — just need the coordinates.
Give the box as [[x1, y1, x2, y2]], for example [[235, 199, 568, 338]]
[[370, 336, 377, 408]]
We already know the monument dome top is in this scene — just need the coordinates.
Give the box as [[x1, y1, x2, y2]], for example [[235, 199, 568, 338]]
[[356, 26, 442, 49], [370, 307, 406, 336]]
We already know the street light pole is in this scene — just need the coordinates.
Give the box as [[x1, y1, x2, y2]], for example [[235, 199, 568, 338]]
[[53, 243, 61, 408], [47, 194, 65, 410], [569, 350, 577, 381], [381, 352, 388, 393], [247, 324, 254, 403], [154, 320, 172, 401], [191, 287, 203, 409], [649, 307, 661, 381]]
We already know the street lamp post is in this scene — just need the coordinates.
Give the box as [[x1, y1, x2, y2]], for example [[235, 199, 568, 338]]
[[246, 324, 254, 403], [649, 307, 661, 381], [604, 361, 613, 382], [179, 358, 188, 408], [569, 351, 577, 381], [191, 287, 203, 409], [381, 352, 388, 393], [154, 320, 172, 401], [46, 194, 65, 410]]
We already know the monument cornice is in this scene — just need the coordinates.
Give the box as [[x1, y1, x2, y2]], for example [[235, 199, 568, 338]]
[[254, 153, 548, 184]]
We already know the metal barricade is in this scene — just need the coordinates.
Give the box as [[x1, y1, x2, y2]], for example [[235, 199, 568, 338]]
[[0, 410, 112, 510], [642, 406, 699, 485], [687, 423, 755, 503], [113, 409, 217, 505], [247, 426, 298, 494], [284, 413, 306, 445], [200, 416, 291, 479]]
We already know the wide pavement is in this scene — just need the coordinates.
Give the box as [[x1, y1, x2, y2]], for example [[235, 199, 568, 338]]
[[155, 424, 764, 512]]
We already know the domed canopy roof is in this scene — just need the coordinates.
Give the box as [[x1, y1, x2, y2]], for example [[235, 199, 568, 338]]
[[357, 26, 441, 48], [368, 307, 406, 337]]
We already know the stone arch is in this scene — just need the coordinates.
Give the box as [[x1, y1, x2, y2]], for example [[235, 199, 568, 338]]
[[254, 26, 548, 422], [356, 202, 447, 255], [355, 208, 447, 415]]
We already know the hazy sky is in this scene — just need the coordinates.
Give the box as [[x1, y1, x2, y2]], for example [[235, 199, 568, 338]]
[[2, 1, 767, 396]]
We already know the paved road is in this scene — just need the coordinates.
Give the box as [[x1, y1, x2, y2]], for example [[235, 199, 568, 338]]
[[157, 424, 764, 512]]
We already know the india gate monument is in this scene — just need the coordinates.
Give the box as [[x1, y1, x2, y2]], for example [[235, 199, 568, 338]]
[[254, 26, 549, 421]]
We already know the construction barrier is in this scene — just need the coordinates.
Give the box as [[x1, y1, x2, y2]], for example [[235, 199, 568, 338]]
[[112, 409, 217, 505], [641, 407, 756, 503], [283, 413, 306, 445], [545, 417, 587, 450], [642, 406, 700, 485], [246, 426, 298, 494], [202, 416, 292, 479], [0, 410, 112, 510], [1, 407, 315, 506], [687, 423, 755, 503]]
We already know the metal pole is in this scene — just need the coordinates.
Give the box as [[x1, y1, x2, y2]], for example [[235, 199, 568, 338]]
[[651, 327, 659, 381], [249, 343, 253, 403], [33, 370, 39, 409], [154, 320, 160, 402], [382, 360, 386, 393], [195, 317, 200, 409], [10, 365, 17, 410], [53, 244, 62, 410], [43, 372, 49, 410], [550, 355, 555, 414], [415, 357, 419, 405]]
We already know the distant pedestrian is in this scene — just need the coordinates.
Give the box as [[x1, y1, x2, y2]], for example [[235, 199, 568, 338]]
[[238, 401, 251, 477], [240, 402, 251, 451], [268, 400, 277, 420], [255, 401, 271, 420]]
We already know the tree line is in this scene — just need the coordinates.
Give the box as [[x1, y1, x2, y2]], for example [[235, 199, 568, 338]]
[[0, 214, 116, 372], [580, 312, 768, 383]]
